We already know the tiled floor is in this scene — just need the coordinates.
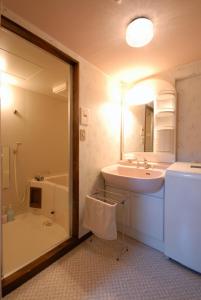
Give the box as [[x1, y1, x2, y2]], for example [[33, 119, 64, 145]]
[[4, 236, 201, 300]]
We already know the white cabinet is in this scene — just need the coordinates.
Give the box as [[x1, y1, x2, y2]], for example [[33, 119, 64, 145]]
[[106, 184, 164, 252], [130, 192, 163, 242]]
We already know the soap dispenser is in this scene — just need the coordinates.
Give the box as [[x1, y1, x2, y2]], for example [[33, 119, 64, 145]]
[[7, 204, 15, 222]]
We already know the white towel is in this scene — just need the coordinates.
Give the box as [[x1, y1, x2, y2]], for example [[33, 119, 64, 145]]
[[83, 195, 117, 240]]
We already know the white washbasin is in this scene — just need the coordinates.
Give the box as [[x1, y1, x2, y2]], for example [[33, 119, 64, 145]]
[[101, 164, 165, 193]]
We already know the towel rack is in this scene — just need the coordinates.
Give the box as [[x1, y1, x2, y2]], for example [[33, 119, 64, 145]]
[[89, 188, 128, 261]]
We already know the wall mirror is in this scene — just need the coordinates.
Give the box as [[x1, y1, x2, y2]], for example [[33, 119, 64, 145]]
[[122, 79, 177, 163], [123, 102, 154, 153]]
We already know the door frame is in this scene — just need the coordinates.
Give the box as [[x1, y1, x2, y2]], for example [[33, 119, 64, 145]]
[[1, 16, 82, 296]]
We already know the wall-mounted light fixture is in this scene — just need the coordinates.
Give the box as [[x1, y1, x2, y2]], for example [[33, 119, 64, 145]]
[[126, 17, 154, 48], [125, 81, 156, 106]]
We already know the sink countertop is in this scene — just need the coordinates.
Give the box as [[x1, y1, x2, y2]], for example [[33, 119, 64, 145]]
[[119, 160, 172, 170]]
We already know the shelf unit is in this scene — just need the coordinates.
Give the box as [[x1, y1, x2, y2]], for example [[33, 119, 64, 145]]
[[154, 91, 176, 154], [155, 91, 176, 111], [155, 111, 175, 130]]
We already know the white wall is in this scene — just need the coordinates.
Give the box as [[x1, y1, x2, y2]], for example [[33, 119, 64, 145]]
[[79, 63, 121, 237], [1, 84, 68, 212], [176, 74, 201, 162], [155, 60, 201, 162]]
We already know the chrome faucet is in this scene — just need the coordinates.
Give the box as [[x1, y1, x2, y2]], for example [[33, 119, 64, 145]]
[[143, 158, 150, 169], [135, 157, 140, 168], [127, 157, 140, 168]]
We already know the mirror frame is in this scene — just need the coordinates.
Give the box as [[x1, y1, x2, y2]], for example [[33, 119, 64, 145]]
[[121, 86, 177, 163]]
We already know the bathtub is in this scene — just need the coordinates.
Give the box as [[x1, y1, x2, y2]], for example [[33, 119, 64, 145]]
[[45, 174, 68, 187], [29, 174, 70, 237], [2, 174, 70, 278], [3, 212, 67, 277]]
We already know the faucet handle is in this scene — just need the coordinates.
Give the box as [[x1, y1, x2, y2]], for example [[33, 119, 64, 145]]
[[143, 158, 150, 169], [136, 157, 140, 168]]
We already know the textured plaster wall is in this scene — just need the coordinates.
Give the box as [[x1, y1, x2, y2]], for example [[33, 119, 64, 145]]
[[176, 75, 201, 162], [159, 60, 201, 162], [79, 62, 121, 236]]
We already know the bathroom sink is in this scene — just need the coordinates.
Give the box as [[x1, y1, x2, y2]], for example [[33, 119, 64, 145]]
[[101, 164, 165, 193]]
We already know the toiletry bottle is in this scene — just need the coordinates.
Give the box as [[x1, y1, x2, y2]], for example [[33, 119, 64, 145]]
[[7, 204, 15, 222], [2, 206, 7, 224]]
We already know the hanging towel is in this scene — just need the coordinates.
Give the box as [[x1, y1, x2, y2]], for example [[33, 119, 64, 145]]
[[83, 195, 117, 240]]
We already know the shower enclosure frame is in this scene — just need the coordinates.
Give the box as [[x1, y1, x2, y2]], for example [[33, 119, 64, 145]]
[[0, 15, 87, 296]]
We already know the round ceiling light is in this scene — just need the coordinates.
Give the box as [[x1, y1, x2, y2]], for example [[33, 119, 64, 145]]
[[126, 17, 154, 48]]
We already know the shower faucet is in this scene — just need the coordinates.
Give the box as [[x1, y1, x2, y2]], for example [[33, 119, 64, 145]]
[[34, 175, 44, 181], [13, 142, 22, 154]]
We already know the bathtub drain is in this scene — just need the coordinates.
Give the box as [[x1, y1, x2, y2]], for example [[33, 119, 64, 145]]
[[43, 220, 53, 226]]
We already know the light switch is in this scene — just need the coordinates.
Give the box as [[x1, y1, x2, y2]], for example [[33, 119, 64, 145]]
[[80, 107, 90, 126], [80, 129, 86, 141]]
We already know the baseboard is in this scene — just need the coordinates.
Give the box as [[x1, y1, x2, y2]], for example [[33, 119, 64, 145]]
[[118, 224, 164, 252]]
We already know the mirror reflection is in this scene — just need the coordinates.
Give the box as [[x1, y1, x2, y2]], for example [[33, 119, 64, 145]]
[[1, 28, 72, 278], [122, 79, 177, 162], [123, 101, 154, 153]]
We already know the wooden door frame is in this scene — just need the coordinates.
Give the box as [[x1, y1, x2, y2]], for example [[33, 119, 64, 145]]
[[1, 16, 81, 295]]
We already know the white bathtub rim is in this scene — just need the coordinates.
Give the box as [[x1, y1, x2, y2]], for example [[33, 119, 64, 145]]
[[30, 176, 68, 191], [2, 212, 69, 278]]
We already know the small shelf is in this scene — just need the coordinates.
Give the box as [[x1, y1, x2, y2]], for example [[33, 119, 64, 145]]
[[154, 128, 174, 152], [155, 126, 175, 131], [155, 108, 175, 114], [158, 89, 175, 96], [156, 93, 176, 112], [155, 111, 175, 129], [153, 90, 176, 156]]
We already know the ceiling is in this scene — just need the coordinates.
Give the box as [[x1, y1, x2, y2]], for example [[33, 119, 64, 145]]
[[2, 0, 201, 83], [0, 28, 69, 99]]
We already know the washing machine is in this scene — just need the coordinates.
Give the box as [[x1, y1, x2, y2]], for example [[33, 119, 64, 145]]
[[165, 162, 201, 273]]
